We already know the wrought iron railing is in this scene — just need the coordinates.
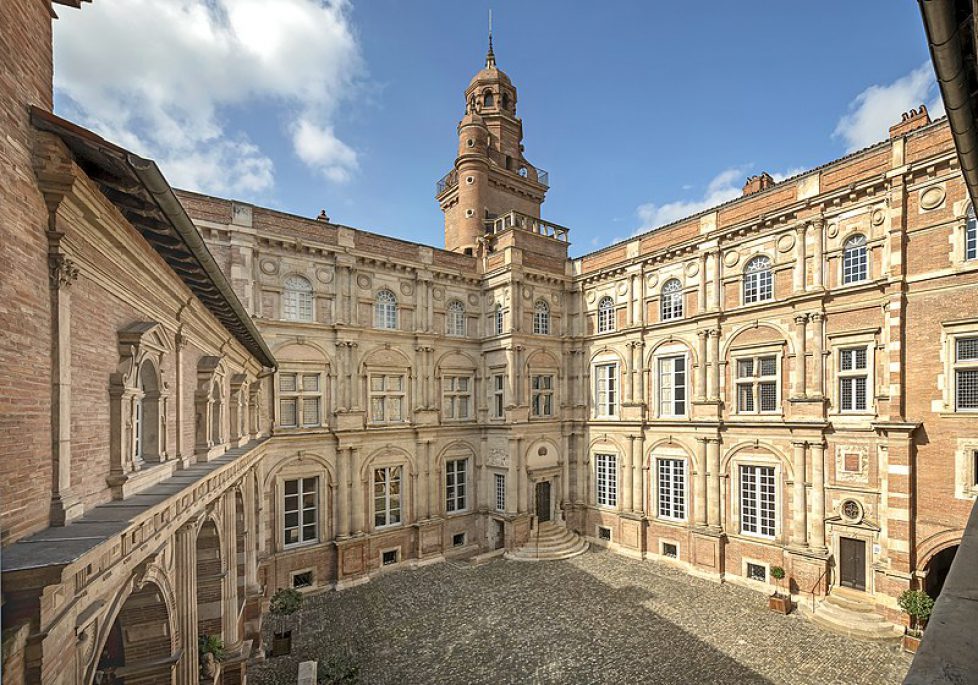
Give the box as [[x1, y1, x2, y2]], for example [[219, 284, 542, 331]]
[[435, 170, 458, 196]]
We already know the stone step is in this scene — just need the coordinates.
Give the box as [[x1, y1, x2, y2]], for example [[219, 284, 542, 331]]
[[823, 592, 877, 614], [798, 597, 903, 642], [505, 540, 589, 562], [504, 528, 590, 562]]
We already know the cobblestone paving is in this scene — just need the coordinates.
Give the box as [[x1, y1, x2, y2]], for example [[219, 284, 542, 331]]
[[251, 550, 911, 685]]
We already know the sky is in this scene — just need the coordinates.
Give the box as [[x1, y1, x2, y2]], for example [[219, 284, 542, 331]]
[[52, 1, 943, 257]]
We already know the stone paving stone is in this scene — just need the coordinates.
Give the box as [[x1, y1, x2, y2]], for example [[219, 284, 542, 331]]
[[250, 550, 911, 685]]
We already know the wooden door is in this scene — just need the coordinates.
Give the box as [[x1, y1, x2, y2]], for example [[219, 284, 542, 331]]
[[839, 537, 866, 591], [535, 481, 551, 523]]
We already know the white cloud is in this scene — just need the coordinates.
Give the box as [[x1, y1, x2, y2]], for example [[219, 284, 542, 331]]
[[636, 166, 747, 231], [53, 0, 363, 197], [834, 63, 946, 153]]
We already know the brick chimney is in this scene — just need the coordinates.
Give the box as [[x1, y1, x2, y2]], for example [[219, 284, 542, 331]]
[[889, 104, 931, 139], [742, 172, 775, 196]]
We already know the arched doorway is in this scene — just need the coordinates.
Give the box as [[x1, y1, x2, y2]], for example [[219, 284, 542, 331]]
[[93, 581, 174, 684], [196, 519, 224, 642], [236, 490, 246, 615], [925, 545, 959, 599]]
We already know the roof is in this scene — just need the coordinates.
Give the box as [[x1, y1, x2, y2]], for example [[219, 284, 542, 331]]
[[30, 107, 276, 369]]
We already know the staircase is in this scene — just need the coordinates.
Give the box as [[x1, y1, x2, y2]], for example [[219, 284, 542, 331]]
[[504, 522, 589, 562], [800, 587, 903, 641]]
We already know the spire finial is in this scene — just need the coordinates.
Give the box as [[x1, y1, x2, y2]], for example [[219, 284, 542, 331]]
[[486, 9, 496, 68]]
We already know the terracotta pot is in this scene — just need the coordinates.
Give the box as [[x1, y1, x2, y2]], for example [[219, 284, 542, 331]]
[[902, 632, 922, 654], [768, 594, 792, 614], [271, 630, 292, 657]]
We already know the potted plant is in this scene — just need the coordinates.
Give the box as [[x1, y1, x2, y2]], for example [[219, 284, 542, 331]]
[[198, 634, 225, 680], [898, 589, 934, 654], [268, 587, 303, 657], [768, 566, 792, 614]]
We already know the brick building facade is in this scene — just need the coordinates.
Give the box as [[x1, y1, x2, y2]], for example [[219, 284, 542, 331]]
[[2, 2, 977, 683]]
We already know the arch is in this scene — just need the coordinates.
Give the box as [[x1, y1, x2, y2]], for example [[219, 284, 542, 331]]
[[272, 340, 331, 365], [587, 434, 627, 458], [533, 299, 550, 335], [263, 451, 337, 492], [359, 444, 417, 480], [234, 490, 246, 614], [282, 274, 314, 322], [435, 349, 478, 372], [842, 233, 868, 284], [721, 320, 794, 359], [435, 440, 478, 470], [482, 89, 495, 108], [645, 437, 699, 469], [588, 345, 625, 366], [743, 254, 773, 304], [646, 336, 698, 367], [501, 92, 510, 110], [720, 441, 793, 479], [91, 577, 176, 685], [525, 348, 560, 370], [525, 437, 561, 472], [917, 528, 965, 571], [359, 345, 412, 371], [660, 278, 684, 321], [374, 288, 398, 329], [196, 518, 224, 640]]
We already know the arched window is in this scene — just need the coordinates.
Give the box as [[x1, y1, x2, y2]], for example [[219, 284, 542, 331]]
[[597, 296, 616, 333], [842, 234, 868, 284], [483, 90, 494, 108], [493, 304, 504, 336], [660, 279, 683, 321], [446, 300, 466, 337], [966, 205, 976, 260], [743, 256, 773, 304], [133, 368, 144, 463], [134, 360, 161, 464], [282, 275, 313, 322], [374, 289, 398, 330], [533, 299, 550, 335], [502, 92, 510, 110]]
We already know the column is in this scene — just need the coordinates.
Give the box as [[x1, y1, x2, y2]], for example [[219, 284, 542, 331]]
[[810, 312, 824, 397], [636, 341, 646, 408], [809, 440, 827, 552], [348, 343, 360, 410], [793, 223, 807, 291], [518, 440, 528, 514], [175, 333, 187, 464], [336, 446, 350, 538], [811, 218, 824, 291], [425, 440, 436, 519], [242, 471, 259, 590], [697, 252, 707, 313], [623, 435, 635, 512], [626, 275, 635, 327], [707, 438, 721, 530], [507, 436, 519, 514], [349, 265, 359, 326], [695, 438, 708, 527], [792, 314, 807, 398], [174, 522, 198, 685], [336, 264, 349, 325], [633, 432, 644, 515], [561, 432, 571, 507], [708, 329, 721, 401], [221, 493, 239, 646], [696, 330, 708, 401], [49, 252, 80, 524], [351, 448, 364, 534], [791, 441, 808, 548], [505, 346, 516, 410], [711, 250, 723, 311], [625, 341, 635, 404]]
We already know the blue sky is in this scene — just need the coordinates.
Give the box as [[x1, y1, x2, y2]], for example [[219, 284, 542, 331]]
[[53, 1, 941, 256]]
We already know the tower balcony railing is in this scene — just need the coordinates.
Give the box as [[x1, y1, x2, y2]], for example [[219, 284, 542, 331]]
[[435, 165, 549, 197], [436, 169, 459, 196], [486, 210, 569, 242]]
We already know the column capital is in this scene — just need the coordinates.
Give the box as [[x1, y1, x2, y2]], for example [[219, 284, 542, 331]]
[[809, 311, 824, 323], [791, 439, 809, 449], [707, 328, 721, 338], [794, 313, 809, 325]]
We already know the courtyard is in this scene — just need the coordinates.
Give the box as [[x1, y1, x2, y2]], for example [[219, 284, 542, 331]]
[[250, 550, 911, 685]]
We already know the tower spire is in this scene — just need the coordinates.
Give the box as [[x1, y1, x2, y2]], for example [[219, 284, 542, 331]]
[[486, 9, 496, 68]]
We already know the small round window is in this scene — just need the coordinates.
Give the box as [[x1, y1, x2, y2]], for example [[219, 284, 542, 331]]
[[840, 499, 863, 524]]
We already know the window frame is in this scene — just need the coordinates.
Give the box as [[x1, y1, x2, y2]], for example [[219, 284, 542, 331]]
[[374, 289, 399, 330], [966, 205, 977, 261], [655, 457, 687, 522], [490, 372, 506, 419], [838, 346, 870, 413], [368, 372, 407, 425], [533, 299, 551, 335], [656, 354, 687, 418], [282, 476, 319, 548], [492, 304, 505, 336], [733, 348, 782, 416], [597, 296, 616, 333], [282, 275, 314, 322], [841, 233, 869, 285], [446, 300, 466, 337], [955, 335, 978, 412], [373, 465, 403, 529], [445, 457, 469, 514], [660, 278, 684, 321], [494, 472, 506, 512], [441, 374, 473, 421], [530, 374, 555, 418], [594, 452, 618, 508], [277, 371, 324, 429], [594, 362, 619, 418], [742, 255, 773, 305], [738, 464, 777, 540]]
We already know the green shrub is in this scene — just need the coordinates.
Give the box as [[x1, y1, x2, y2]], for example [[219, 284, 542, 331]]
[[898, 589, 934, 634], [318, 652, 360, 684]]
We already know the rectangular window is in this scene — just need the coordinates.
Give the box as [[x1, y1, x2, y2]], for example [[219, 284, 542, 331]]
[[746, 562, 767, 582], [373, 466, 402, 528], [594, 363, 618, 417], [595, 453, 617, 508], [369, 374, 406, 424], [735, 355, 779, 414], [452, 532, 466, 547], [955, 337, 978, 411], [531, 375, 554, 417], [740, 465, 776, 538], [279, 372, 321, 428], [283, 477, 318, 547], [442, 376, 471, 420], [598, 526, 612, 541], [492, 374, 505, 419], [657, 356, 687, 417], [966, 217, 977, 261], [839, 346, 869, 412], [657, 458, 686, 521], [494, 473, 506, 511], [445, 458, 468, 513], [662, 542, 678, 559], [382, 549, 398, 566]]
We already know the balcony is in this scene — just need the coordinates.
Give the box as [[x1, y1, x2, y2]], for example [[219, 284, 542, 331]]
[[434, 165, 550, 198], [436, 169, 458, 196], [486, 210, 569, 242]]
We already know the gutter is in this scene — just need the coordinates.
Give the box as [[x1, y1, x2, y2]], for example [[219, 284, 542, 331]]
[[126, 154, 277, 369], [919, 0, 978, 208]]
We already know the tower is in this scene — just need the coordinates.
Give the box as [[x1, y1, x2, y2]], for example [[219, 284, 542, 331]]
[[437, 30, 549, 254]]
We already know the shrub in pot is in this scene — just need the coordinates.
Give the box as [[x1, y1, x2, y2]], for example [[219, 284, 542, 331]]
[[767, 566, 792, 614], [269, 587, 303, 657], [898, 589, 934, 654]]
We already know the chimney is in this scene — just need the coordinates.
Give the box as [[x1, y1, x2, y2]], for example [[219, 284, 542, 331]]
[[316, 209, 330, 222], [742, 172, 775, 196], [889, 104, 931, 139]]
